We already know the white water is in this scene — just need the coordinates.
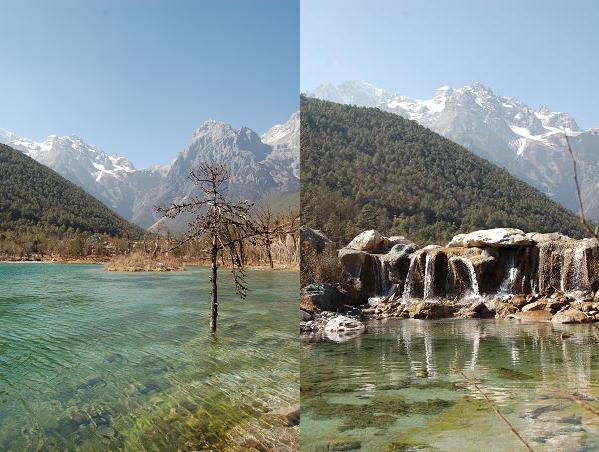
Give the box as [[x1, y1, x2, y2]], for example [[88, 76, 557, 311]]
[[571, 246, 589, 291], [402, 254, 418, 302], [423, 253, 435, 300], [498, 254, 519, 294], [454, 257, 480, 297]]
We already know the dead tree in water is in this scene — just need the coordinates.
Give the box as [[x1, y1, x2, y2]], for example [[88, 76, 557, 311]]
[[157, 163, 257, 333]]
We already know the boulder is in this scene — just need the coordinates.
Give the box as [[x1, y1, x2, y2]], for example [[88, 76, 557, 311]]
[[546, 297, 568, 313], [347, 230, 385, 253], [383, 240, 417, 283], [323, 315, 365, 334], [407, 301, 456, 319], [301, 284, 342, 312], [457, 301, 494, 319], [493, 301, 519, 319], [386, 235, 407, 248], [521, 300, 547, 312], [338, 248, 384, 304], [300, 226, 332, 253], [447, 234, 466, 248], [525, 232, 570, 243], [509, 294, 529, 309], [551, 309, 591, 324], [300, 310, 313, 321], [461, 228, 535, 248]]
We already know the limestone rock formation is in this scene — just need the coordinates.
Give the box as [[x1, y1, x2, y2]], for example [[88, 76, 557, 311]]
[[347, 230, 385, 253]]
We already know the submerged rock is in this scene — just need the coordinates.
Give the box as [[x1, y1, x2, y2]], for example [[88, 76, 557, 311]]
[[507, 310, 553, 322]]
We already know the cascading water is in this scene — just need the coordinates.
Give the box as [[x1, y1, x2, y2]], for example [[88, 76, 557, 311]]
[[368, 255, 392, 306], [559, 248, 568, 293], [402, 254, 418, 302], [498, 254, 519, 294], [423, 253, 435, 300], [571, 246, 589, 291], [372, 255, 388, 296], [454, 257, 480, 297]]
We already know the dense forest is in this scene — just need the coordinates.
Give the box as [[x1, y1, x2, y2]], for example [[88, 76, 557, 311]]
[[0, 143, 143, 237], [301, 96, 586, 246]]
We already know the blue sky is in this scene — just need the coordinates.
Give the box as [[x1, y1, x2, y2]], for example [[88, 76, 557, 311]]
[[0, 0, 299, 167], [301, 0, 599, 129]]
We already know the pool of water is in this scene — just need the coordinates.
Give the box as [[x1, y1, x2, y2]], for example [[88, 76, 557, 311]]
[[0, 263, 299, 450], [301, 319, 599, 451]]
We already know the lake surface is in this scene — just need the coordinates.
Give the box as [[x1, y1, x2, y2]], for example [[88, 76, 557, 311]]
[[301, 319, 599, 451], [0, 264, 298, 450]]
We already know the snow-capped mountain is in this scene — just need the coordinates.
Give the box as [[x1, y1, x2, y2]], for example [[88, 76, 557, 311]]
[[0, 112, 299, 229], [136, 114, 299, 229], [309, 81, 599, 220], [262, 111, 300, 192], [0, 133, 164, 220]]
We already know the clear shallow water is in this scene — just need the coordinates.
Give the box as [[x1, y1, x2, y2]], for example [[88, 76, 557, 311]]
[[0, 264, 298, 450], [301, 319, 599, 451]]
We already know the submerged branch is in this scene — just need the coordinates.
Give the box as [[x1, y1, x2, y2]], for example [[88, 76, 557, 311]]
[[455, 369, 534, 452]]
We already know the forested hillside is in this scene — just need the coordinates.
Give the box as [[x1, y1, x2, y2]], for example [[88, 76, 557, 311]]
[[301, 96, 586, 245], [0, 143, 143, 237]]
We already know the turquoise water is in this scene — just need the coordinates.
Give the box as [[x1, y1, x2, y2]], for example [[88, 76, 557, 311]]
[[0, 264, 298, 450], [301, 319, 599, 451]]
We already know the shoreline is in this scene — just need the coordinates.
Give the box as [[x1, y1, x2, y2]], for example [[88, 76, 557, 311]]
[[0, 258, 299, 271]]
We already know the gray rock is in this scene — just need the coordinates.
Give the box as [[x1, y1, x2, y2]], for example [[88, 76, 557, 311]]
[[324, 315, 365, 333], [301, 284, 341, 311], [300, 310, 313, 321], [461, 228, 535, 248], [347, 230, 385, 253], [300, 226, 333, 253]]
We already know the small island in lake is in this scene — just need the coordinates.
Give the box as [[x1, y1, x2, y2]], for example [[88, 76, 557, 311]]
[[104, 251, 185, 272]]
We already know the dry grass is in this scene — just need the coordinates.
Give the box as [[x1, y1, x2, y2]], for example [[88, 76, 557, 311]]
[[300, 243, 341, 286], [104, 251, 185, 272]]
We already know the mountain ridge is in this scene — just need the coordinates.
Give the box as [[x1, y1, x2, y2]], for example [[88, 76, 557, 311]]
[[301, 96, 586, 245], [308, 81, 599, 221], [0, 112, 299, 229], [0, 143, 143, 237]]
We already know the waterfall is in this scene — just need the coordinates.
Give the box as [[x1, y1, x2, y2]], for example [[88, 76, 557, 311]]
[[571, 246, 589, 291], [423, 253, 435, 300], [454, 257, 480, 297], [498, 254, 519, 294], [559, 248, 568, 293], [402, 254, 418, 302], [372, 255, 388, 296]]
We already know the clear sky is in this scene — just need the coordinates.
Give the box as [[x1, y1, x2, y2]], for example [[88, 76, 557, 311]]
[[301, 0, 599, 129], [0, 0, 299, 167]]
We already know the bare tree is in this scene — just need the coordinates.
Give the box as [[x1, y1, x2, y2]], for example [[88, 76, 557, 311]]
[[157, 163, 257, 332], [254, 207, 280, 268], [564, 133, 598, 239]]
